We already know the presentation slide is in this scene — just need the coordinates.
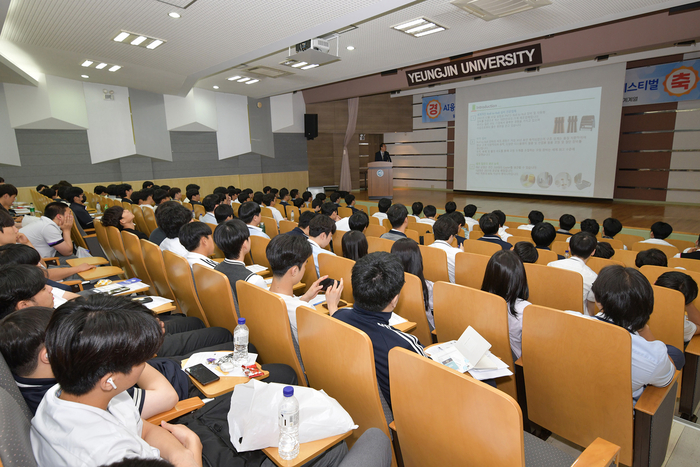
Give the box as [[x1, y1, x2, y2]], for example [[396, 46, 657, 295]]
[[466, 88, 602, 196]]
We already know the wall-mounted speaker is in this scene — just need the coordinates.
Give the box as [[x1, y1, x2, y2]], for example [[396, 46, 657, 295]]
[[304, 114, 318, 140]]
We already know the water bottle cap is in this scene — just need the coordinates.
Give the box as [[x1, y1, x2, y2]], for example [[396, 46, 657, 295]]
[[238, 318, 246, 325], [283, 386, 294, 397]]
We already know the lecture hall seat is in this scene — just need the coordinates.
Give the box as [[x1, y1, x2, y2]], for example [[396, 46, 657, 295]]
[[318, 254, 354, 305], [121, 231, 155, 291], [162, 251, 210, 327]]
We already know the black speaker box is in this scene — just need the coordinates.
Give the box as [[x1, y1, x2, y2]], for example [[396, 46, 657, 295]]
[[304, 114, 318, 140]]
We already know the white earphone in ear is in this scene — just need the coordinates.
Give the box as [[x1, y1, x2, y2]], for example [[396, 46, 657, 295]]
[[107, 377, 117, 390]]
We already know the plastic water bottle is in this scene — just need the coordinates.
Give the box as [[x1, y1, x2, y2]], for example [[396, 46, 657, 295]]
[[95, 202, 101, 214], [278, 386, 300, 460], [260, 222, 266, 234], [565, 249, 571, 259], [233, 318, 249, 364], [290, 210, 294, 222]]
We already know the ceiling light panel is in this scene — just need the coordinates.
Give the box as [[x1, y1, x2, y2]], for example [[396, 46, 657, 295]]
[[81, 60, 93, 67], [80, 60, 122, 71], [392, 17, 448, 38], [113, 31, 167, 50], [451, 0, 552, 21]]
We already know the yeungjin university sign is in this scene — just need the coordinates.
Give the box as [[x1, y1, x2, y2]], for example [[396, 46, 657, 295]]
[[406, 44, 543, 87]]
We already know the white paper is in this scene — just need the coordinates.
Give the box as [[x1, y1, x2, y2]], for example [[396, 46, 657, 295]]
[[92, 281, 148, 295], [468, 352, 513, 380], [389, 313, 408, 326], [425, 341, 473, 373], [142, 296, 174, 310], [183, 351, 258, 378], [308, 294, 327, 306], [247, 264, 268, 274], [454, 326, 491, 367]]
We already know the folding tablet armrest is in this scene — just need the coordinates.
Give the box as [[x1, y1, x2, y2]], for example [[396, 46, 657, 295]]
[[571, 437, 620, 467], [43, 257, 59, 266], [145, 397, 204, 426], [61, 280, 84, 292], [83, 228, 96, 234], [634, 370, 680, 416]]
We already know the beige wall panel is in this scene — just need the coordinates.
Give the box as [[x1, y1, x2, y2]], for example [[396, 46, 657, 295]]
[[388, 142, 447, 155], [383, 128, 447, 143], [666, 190, 700, 204], [391, 155, 448, 167], [393, 179, 447, 189]]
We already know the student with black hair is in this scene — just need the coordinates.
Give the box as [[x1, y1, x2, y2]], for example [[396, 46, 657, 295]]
[[635, 248, 668, 268], [428, 216, 463, 283], [155, 201, 193, 257], [580, 218, 600, 236], [348, 211, 370, 232], [267, 235, 342, 341], [286, 210, 316, 237], [548, 231, 598, 315], [345, 193, 360, 214], [118, 183, 134, 204], [199, 194, 219, 224], [41, 187, 58, 200], [153, 189, 171, 206], [558, 214, 576, 235], [168, 187, 182, 202], [251, 191, 263, 206], [655, 271, 700, 343], [310, 198, 323, 213], [463, 204, 479, 232], [410, 202, 423, 222], [290, 188, 299, 202], [179, 222, 218, 270], [94, 185, 108, 196], [491, 209, 513, 242], [213, 219, 267, 299], [417, 205, 437, 229], [263, 185, 271, 194], [602, 217, 623, 240], [329, 192, 341, 208], [640, 221, 675, 247], [36, 183, 49, 192], [302, 191, 312, 206], [278, 187, 290, 208], [0, 183, 18, 213], [518, 210, 544, 231], [102, 206, 148, 240], [680, 234, 700, 261], [391, 238, 434, 329], [593, 242, 615, 259], [333, 252, 426, 407], [186, 189, 201, 206], [66, 186, 93, 229], [513, 241, 539, 264], [142, 181, 154, 189], [136, 189, 156, 211], [478, 213, 512, 251], [308, 215, 336, 276], [0, 264, 55, 320], [19, 201, 76, 258], [342, 230, 368, 261], [238, 201, 269, 239], [481, 250, 531, 360], [445, 211, 467, 246], [531, 222, 564, 259], [236, 191, 249, 204], [214, 204, 234, 224], [591, 266, 683, 403], [444, 201, 457, 214], [262, 193, 284, 226], [380, 204, 409, 241], [372, 198, 392, 222]]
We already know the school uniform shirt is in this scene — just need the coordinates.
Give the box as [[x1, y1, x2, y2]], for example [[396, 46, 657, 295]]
[[248, 224, 270, 240], [517, 224, 535, 231], [267, 206, 284, 226], [372, 212, 388, 221], [31, 387, 160, 467], [335, 217, 350, 232], [199, 212, 217, 224], [286, 227, 308, 238], [19, 217, 66, 258], [427, 240, 460, 283], [508, 299, 532, 361], [186, 252, 218, 270], [124, 227, 148, 240], [640, 238, 675, 247], [498, 226, 513, 241], [69, 202, 94, 230], [417, 218, 436, 228], [273, 293, 313, 341], [464, 217, 479, 232], [50, 286, 67, 308], [380, 230, 407, 242], [159, 237, 188, 257], [684, 318, 697, 343], [308, 238, 334, 277], [140, 204, 155, 211], [547, 256, 597, 314], [478, 234, 513, 251]]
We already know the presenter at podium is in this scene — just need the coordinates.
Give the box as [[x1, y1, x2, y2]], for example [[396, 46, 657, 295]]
[[375, 144, 392, 162]]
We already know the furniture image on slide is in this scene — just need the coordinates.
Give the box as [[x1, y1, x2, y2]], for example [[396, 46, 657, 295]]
[[367, 162, 393, 200]]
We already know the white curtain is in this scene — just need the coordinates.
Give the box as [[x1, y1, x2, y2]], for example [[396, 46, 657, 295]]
[[339, 97, 359, 192]]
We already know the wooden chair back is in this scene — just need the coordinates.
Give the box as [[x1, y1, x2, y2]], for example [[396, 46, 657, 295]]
[[641, 266, 700, 310], [203, 223, 225, 259], [586, 256, 625, 275], [332, 230, 345, 256], [337, 207, 352, 218], [182, 202, 193, 211], [389, 348, 525, 467], [631, 242, 679, 259], [94, 222, 118, 266], [382, 219, 392, 231], [70, 220, 90, 251], [236, 281, 307, 385], [300, 256, 318, 294], [507, 229, 531, 238], [419, 245, 450, 283], [279, 220, 297, 234], [615, 233, 645, 249], [367, 236, 394, 254], [668, 257, 700, 273], [286, 206, 301, 222], [297, 306, 394, 458], [140, 239, 181, 313], [143, 208, 158, 235], [422, 232, 435, 245], [232, 203, 240, 216], [597, 238, 624, 250], [364, 224, 387, 238], [554, 233, 573, 243], [524, 262, 584, 313], [433, 282, 517, 400], [393, 273, 433, 347], [666, 238, 695, 252], [260, 216, 279, 238], [648, 286, 685, 350], [249, 236, 271, 270], [162, 251, 209, 326], [454, 251, 489, 289], [193, 204, 205, 220], [355, 205, 368, 215], [369, 216, 380, 226], [522, 305, 634, 465], [504, 221, 524, 229], [121, 231, 154, 290], [469, 230, 483, 240], [551, 240, 570, 257], [106, 226, 134, 278], [534, 248, 558, 265], [612, 249, 639, 268], [260, 206, 274, 219], [131, 205, 150, 236], [404, 229, 420, 243], [461, 238, 500, 257], [192, 264, 239, 328], [369, 206, 379, 216], [318, 254, 354, 304]]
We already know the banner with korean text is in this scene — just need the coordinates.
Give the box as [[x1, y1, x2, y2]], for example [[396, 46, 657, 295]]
[[422, 94, 455, 123], [623, 59, 699, 106]]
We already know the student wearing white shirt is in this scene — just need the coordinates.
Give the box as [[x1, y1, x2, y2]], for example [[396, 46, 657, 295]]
[[463, 204, 479, 232], [372, 198, 392, 222], [267, 235, 343, 341], [558, 214, 576, 236], [635, 248, 668, 268], [654, 271, 700, 343], [427, 216, 463, 283], [601, 217, 626, 249], [410, 201, 424, 222], [417, 204, 437, 229], [640, 221, 675, 247], [308, 215, 336, 277], [179, 221, 218, 270], [199, 194, 220, 225], [491, 209, 512, 242], [548, 231, 598, 315], [517, 210, 543, 231], [262, 193, 284, 226], [214, 204, 234, 224], [19, 202, 76, 259], [0, 264, 56, 320], [156, 202, 193, 257], [238, 201, 270, 240]]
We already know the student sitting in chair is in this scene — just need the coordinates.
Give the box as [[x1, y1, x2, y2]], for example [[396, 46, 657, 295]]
[[380, 204, 409, 242], [66, 187, 94, 230], [199, 195, 219, 225], [428, 216, 463, 283], [348, 211, 369, 233], [262, 193, 284, 227], [463, 204, 479, 232], [410, 202, 423, 222], [19, 202, 77, 259], [179, 222, 218, 270], [238, 201, 269, 240], [372, 198, 391, 222], [635, 248, 668, 268], [531, 222, 564, 259], [518, 210, 544, 231], [477, 213, 512, 251], [640, 221, 675, 247], [558, 214, 576, 236], [548, 231, 598, 315], [157, 202, 193, 257], [286, 211, 316, 238], [214, 204, 233, 224], [102, 206, 148, 240], [212, 219, 267, 300], [417, 204, 437, 228], [308, 215, 336, 277], [655, 271, 700, 343]]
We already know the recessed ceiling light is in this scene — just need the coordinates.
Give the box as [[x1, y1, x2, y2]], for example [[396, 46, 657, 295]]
[[392, 17, 447, 38], [346, 46, 355, 51], [108, 65, 121, 72], [168, 12, 181, 19], [213, 85, 219, 89], [245, 79, 259, 84], [113, 32, 130, 42], [227, 75, 241, 81], [237, 77, 250, 82], [131, 36, 147, 46], [95, 63, 108, 69], [291, 61, 307, 68], [393, 18, 426, 30], [146, 40, 163, 50], [81, 60, 93, 67], [81, 75, 89, 79], [414, 27, 445, 37], [406, 23, 435, 34], [301, 64, 319, 70]]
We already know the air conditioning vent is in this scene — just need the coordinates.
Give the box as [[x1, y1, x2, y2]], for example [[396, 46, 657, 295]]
[[451, 0, 552, 21], [243, 66, 291, 78]]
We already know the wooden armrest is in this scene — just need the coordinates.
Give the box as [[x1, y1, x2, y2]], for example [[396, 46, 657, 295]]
[[685, 335, 700, 356], [389, 421, 396, 432], [514, 358, 523, 367], [83, 234, 97, 239], [43, 257, 59, 266], [145, 397, 204, 425], [83, 228, 95, 234], [635, 370, 681, 416], [61, 280, 84, 292], [571, 437, 620, 467]]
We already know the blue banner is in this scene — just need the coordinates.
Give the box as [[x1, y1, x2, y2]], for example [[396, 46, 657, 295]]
[[623, 59, 699, 106], [422, 94, 455, 122]]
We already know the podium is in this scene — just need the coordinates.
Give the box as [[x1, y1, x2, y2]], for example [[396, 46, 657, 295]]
[[367, 162, 393, 199]]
